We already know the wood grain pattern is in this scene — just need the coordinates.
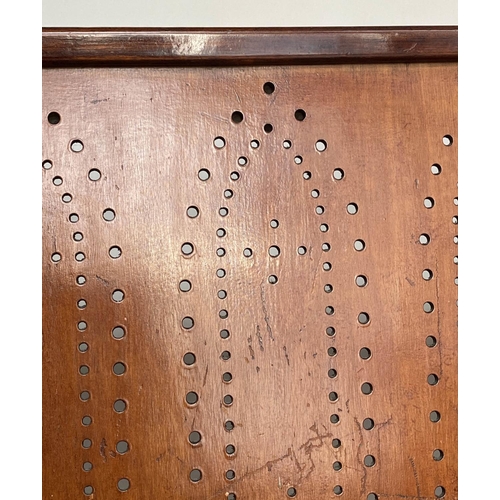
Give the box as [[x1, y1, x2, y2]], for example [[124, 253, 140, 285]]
[[42, 27, 458, 67], [43, 59, 457, 500]]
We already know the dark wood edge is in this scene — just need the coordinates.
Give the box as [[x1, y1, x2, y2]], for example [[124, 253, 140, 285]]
[[42, 27, 457, 67]]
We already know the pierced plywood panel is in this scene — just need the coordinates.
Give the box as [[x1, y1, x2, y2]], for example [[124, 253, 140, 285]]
[[43, 63, 457, 500]]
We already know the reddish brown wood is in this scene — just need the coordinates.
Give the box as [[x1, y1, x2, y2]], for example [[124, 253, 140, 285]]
[[42, 27, 458, 67], [43, 44, 457, 500]]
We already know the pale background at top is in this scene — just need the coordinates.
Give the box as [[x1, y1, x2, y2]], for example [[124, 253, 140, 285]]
[[42, 0, 457, 26]]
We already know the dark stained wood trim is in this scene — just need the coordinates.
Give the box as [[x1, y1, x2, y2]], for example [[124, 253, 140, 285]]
[[42, 27, 457, 67]]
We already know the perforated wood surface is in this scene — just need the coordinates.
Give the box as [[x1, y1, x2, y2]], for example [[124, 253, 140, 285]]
[[43, 62, 457, 500]]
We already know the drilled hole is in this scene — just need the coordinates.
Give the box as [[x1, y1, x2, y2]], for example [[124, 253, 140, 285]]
[[47, 111, 61, 124], [263, 82, 275, 94], [77, 299, 87, 309], [52, 176, 63, 186], [62, 193, 72, 203], [327, 347, 337, 357], [187, 206, 199, 218], [113, 399, 127, 413], [423, 301, 434, 313], [223, 395, 234, 406], [220, 329, 230, 339], [356, 275, 367, 287], [186, 391, 199, 405], [112, 290, 124, 303], [117, 478, 130, 492], [422, 269, 433, 280], [225, 444, 236, 455], [190, 469, 202, 482], [75, 252, 85, 262], [453, 256, 458, 264], [264, 123, 273, 133], [333, 485, 343, 496], [283, 140, 292, 149], [315, 205, 325, 215], [82, 461, 93, 472], [78, 342, 89, 353], [243, 248, 253, 257], [329, 391, 339, 402], [268, 275, 278, 284], [226, 470, 236, 480], [430, 411, 441, 422], [303, 171, 311, 180], [82, 438, 92, 448], [452, 215, 458, 225], [73, 231, 83, 242], [358, 312, 370, 325], [218, 290, 227, 299], [367, 494, 379, 500], [51, 252, 61, 263], [198, 169, 210, 181], [83, 486, 93, 496], [270, 219, 279, 228], [315, 140, 327, 152], [354, 239, 365, 251], [217, 248, 226, 257], [268, 245, 280, 257], [70, 139, 84, 152], [238, 156, 248, 166], [320, 223, 329, 233], [294, 155, 303, 165], [113, 362, 126, 375], [222, 372, 233, 383], [361, 382, 373, 395], [88, 169, 101, 181], [326, 327, 335, 337], [76, 275, 86, 285], [332, 169, 344, 180], [435, 486, 445, 498], [219, 207, 229, 217], [324, 284, 333, 293], [103, 208, 115, 221], [363, 418, 374, 430], [442, 135, 453, 146], [311, 189, 320, 198], [424, 197, 435, 208], [181, 242, 194, 256], [77, 321, 87, 331], [333, 461, 342, 471], [330, 414, 340, 424], [347, 203, 358, 215], [230, 171, 240, 181], [224, 189, 234, 199], [295, 109, 306, 121], [359, 347, 372, 360], [224, 420, 234, 431], [109, 246, 122, 259], [116, 440, 129, 454], [287, 487, 297, 497], [182, 317, 194, 330], [297, 246, 307, 255], [431, 164, 442, 175], [217, 268, 226, 278], [364, 455, 376, 467], [214, 137, 226, 149], [328, 368, 337, 379], [433, 449, 444, 461], [250, 140, 260, 149], [427, 373, 439, 386], [419, 234, 430, 245], [80, 391, 90, 402], [231, 111, 243, 123], [82, 415, 92, 426], [221, 351, 231, 361], [426, 335, 437, 347], [227, 494, 237, 500], [43, 160, 53, 170], [325, 306, 334, 316], [69, 213, 79, 223], [79, 365, 90, 375], [332, 438, 341, 448], [189, 431, 202, 444], [112, 326, 126, 340], [219, 309, 228, 319]]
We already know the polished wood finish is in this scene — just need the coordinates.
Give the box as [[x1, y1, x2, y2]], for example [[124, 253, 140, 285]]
[[42, 27, 458, 67], [43, 32, 457, 500]]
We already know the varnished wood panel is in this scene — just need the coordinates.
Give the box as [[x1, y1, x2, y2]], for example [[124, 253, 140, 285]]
[[43, 60, 457, 500]]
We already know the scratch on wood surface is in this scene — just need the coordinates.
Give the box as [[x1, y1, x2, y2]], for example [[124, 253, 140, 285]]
[[260, 281, 275, 341], [409, 456, 422, 498]]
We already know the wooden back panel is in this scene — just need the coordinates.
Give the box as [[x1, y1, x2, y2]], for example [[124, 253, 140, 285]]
[[42, 29, 457, 500]]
